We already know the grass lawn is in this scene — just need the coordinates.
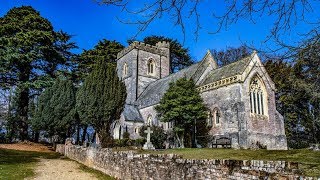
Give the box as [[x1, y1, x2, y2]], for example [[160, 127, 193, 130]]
[[143, 148, 320, 177], [0, 148, 60, 180], [0, 148, 115, 180]]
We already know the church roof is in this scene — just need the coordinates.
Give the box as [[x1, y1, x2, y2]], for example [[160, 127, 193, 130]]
[[199, 55, 252, 85], [135, 53, 253, 109], [136, 63, 199, 108], [192, 50, 217, 83], [123, 104, 143, 122]]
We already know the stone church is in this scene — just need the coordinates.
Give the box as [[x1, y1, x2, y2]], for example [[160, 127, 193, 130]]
[[112, 41, 287, 150]]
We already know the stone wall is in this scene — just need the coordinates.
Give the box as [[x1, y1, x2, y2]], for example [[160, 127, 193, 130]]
[[56, 144, 313, 180], [201, 83, 245, 148], [199, 55, 287, 150], [242, 61, 287, 150], [56, 144, 65, 154]]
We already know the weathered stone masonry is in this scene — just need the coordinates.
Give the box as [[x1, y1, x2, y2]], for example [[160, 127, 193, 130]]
[[114, 41, 287, 150], [57, 144, 316, 180]]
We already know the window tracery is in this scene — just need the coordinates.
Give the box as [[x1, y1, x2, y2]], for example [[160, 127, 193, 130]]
[[250, 76, 267, 116]]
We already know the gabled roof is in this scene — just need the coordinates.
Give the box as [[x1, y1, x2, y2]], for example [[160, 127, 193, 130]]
[[135, 51, 254, 109], [123, 104, 143, 122], [192, 50, 218, 84], [199, 55, 252, 86], [135, 63, 199, 108]]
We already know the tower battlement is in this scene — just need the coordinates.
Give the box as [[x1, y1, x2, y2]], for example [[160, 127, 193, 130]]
[[156, 41, 170, 48], [117, 41, 170, 59]]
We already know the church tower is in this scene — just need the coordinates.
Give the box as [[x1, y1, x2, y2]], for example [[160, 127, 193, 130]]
[[116, 41, 170, 104]]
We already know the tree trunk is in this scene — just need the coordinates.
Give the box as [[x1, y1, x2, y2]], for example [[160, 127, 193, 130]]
[[17, 65, 31, 141], [175, 132, 185, 148], [191, 120, 196, 148], [34, 131, 40, 143], [75, 113, 81, 145], [97, 124, 113, 148], [91, 132, 96, 143], [17, 87, 29, 141], [81, 125, 88, 145], [76, 124, 80, 145], [180, 135, 185, 148]]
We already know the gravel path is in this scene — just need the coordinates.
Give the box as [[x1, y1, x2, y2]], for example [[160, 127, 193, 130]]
[[27, 158, 98, 180]]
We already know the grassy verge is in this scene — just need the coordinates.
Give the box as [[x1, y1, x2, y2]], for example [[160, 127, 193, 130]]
[[78, 163, 115, 180], [0, 148, 60, 180], [142, 148, 320, 177]]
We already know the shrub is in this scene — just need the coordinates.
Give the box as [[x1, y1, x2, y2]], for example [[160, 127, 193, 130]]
[[123, 132, 130, 139], [134, 138, 145, 147], [139, 125, 167, 149]]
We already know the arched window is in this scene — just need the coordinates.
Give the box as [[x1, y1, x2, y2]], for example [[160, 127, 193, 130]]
[[147, 59, 155, 75], [135, 127, 140, 134], [249, 76, 267, 115], [213, 108, 220, 125], [147, 115, 153, 126], [123, 62, 128, 77], [207, 111, 213, 127]]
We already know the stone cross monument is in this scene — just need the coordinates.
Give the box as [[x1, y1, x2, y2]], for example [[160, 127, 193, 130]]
[[143, 126, 155, 150]]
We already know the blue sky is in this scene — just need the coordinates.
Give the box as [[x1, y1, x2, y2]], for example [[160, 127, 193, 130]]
[[1, 0, 318, 61]]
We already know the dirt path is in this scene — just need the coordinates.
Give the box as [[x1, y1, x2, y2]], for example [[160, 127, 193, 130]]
[[1, 143, 102, 179], [27, 158, 98, 180], [0, 142, 53, 152]]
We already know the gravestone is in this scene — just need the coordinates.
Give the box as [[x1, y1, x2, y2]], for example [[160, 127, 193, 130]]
[[143, 126, 155, 150]]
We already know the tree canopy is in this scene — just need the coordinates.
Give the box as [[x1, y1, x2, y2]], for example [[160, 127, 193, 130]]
[[155, 77, 208, 148], [76, 39, 124, 79], [76, 59, 127, 147], [32, 78, 76, 141], [265, 40, 320, 147], [0, 6, 76, 140]]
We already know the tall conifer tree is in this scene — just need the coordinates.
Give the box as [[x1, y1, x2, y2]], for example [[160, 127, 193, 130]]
[[76, 39, 124, 80], [33, 79, 76, 142], [76, 60, 126, 147], [0, 6, 76, 140]]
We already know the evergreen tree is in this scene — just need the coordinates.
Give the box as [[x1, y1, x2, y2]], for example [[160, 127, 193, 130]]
[[265, 41, 320, 148], [76, 60, 126, 147], [76, 39, 124, 79], [155, 77, 208, 148], [0, 6, 76, 140], [32, 83, 54, 138], [265, 60, 304, 147], [129, 35, 194, 73], [293, 41, 320, 144], [33, 78, 76, 142]]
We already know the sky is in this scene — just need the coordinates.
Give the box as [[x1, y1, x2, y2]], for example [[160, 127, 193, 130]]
[[1, 0, 318, 61]]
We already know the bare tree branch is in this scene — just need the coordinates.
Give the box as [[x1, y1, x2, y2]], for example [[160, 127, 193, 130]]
[[97, 0, 320, 57]]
